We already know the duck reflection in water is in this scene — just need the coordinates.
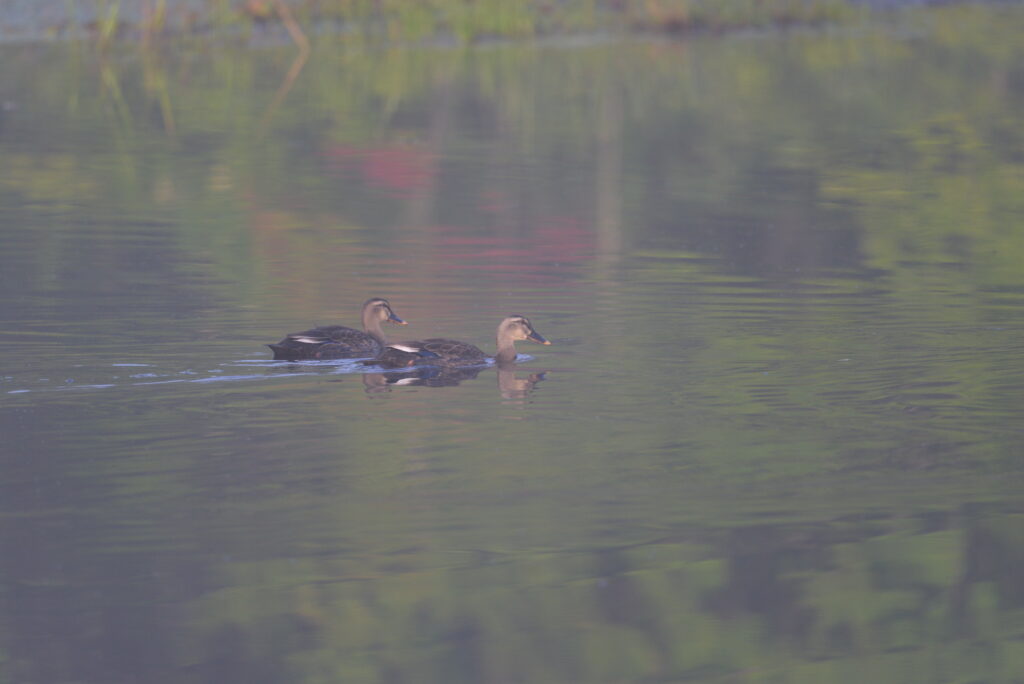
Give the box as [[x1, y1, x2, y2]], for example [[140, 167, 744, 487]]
[[496, 365, 547, 400], [361, 365, 483, 391], [361, 364, 547, 399]]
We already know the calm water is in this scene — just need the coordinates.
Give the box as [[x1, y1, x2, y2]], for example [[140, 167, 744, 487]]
[[3, 8, 1024, 683]]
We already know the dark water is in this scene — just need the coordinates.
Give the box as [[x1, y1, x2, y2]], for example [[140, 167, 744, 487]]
[[3, 7, 1024, 683]]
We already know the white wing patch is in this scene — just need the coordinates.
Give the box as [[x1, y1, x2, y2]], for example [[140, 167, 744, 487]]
[[290, 336, 325, 344], [388, 344, 421, 353]]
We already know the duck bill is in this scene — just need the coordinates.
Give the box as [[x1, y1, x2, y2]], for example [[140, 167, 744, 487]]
[[527, 330, 551, 345], [388, 312, 408, 325]]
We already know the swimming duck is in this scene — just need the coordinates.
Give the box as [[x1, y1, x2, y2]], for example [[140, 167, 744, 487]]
[[268, 297, 406, 361], [367, 315, 550, 369]]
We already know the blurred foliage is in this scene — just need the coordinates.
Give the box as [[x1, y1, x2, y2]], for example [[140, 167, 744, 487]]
[[2, 4, 1024, 682], [16, 0, 865, 45]]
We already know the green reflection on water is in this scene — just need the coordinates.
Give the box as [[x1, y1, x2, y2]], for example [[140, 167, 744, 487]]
[[2, 6, 1024, 683]]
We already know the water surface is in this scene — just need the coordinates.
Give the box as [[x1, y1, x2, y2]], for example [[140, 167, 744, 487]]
[[3, 8, 1024, 682]]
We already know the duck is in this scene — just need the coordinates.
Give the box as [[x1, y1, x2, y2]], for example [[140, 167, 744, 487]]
[[366, 315, 550, 369], [268, 297, 406, 361]]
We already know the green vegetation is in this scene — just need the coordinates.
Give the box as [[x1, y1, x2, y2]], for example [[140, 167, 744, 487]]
[[41, 0, 866, 46]]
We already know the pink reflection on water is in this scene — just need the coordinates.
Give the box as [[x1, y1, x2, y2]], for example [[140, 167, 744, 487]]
[[249, 144, 597, 323], [434, 217, 594, 269], [323, 143, 436, 198]]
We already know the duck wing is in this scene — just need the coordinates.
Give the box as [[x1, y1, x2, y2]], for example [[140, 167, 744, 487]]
[[269, 325, 380, 360], [417, 338, 488, 365], [370, 338, 487, 368]]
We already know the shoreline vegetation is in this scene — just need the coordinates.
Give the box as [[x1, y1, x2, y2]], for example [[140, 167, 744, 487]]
[[1, 0, 957, 47]]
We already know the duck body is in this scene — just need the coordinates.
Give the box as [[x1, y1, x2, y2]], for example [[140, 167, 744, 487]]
[[367, 315, 550, 369], [268, 325, 382, 360], [372, 338, 489, 369], [268, 298, 406, 361]]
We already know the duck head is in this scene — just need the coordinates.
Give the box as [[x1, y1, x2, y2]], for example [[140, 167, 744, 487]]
[[495, 315, 550, 363], [363, 297, 407, 327]]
